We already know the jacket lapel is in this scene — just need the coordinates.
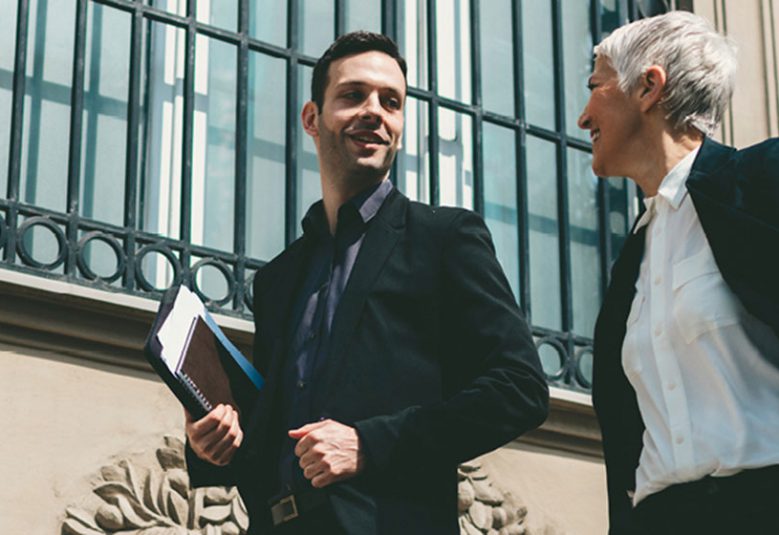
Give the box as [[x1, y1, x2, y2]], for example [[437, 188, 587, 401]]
[[312, 190, 407, 409]]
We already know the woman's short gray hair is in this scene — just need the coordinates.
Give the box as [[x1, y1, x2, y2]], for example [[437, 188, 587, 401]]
[[594, 11, 737, 135]]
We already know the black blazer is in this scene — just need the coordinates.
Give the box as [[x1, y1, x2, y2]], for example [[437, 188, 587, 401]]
[[592, 137, 779, 534], [188, 188, 549, 535]]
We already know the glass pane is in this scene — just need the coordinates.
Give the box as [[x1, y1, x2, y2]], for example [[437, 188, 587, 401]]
[[145, 0, 186, 17], [483, 122, 519, 300], [567, 148, 600, 336], [299, 0, 335, 58], [296, 65, 320, 237], [601, 0, 623, 36], [20, 0, 75, 212], [521, 0, 555, 129], [0, 0, 18, 197], [139, 21, 185, 239], [80, 4, 130, 227], [479, 0, 514, 117], [526, 135, 561, 330], [396, 96, 430, 203], [397, 0, 428, 89], [191, 35, 237, 251], [608, 177, 630, 266], [250, 0, 287, 47], [437, 107, 472, 209], [196, 0, 238, 31], [247, 52, 286, 260], [562, 0, 593, 141], [345, 0, 382, 33], [436, 0, 471, 103]]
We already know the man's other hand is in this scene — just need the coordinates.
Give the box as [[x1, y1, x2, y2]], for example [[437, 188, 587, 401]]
[[185, 404, 243, 466], [289, 419, 365, 488]]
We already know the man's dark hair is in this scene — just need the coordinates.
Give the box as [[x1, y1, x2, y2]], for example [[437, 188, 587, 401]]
[[311, 31, 408, 110]]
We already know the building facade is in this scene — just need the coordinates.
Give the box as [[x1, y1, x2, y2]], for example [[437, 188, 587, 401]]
[[4, 0, 772, 533]]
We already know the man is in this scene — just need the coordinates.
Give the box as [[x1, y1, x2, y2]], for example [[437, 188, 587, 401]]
[[578, 11, 779, 535], [184, 31, 548, 535]]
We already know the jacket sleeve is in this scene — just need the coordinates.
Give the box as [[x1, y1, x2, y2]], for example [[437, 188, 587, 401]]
[[353, 210, 549, 476]]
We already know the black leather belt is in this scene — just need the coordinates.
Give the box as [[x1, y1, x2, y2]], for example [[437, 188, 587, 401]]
[[268, 489, 329, 527]]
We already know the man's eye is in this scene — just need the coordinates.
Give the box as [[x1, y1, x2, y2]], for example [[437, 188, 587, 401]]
[[385, 97, 401, 110], [344, 91, 362, 100]]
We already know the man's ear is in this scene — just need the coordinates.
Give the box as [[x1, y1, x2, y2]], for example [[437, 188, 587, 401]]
[[638, 65, 667, 112], [301, 101, 319, 138]]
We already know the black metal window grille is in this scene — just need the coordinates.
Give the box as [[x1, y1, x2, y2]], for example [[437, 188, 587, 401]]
[[0, 0, 666, 392]]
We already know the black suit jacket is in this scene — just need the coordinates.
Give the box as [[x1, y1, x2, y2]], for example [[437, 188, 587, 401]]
[[592, 137, 779, 534], [188, 188, 549, 534]]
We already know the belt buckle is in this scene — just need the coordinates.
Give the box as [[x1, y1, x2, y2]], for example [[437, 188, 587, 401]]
[[271, 494, 299, 526]]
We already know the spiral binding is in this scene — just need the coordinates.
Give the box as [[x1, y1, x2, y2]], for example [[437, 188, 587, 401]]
[[178, 371, 213, 412]]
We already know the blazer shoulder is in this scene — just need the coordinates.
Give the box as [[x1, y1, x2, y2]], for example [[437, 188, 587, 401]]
[[405, 201, 482, 232], [252, 237, 306, 291]]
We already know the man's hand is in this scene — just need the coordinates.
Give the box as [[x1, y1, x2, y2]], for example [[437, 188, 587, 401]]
[[289, 419, 365, 488], [185, 404, 243, 466]]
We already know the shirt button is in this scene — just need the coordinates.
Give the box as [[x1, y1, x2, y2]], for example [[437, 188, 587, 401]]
[[667, 382, 677, 391], [675, 435, 685, 445], [654, 325, 662, 337], [297, 380, 306, 389], [653, 276, 662, 285], [307, 331, 317, 341]]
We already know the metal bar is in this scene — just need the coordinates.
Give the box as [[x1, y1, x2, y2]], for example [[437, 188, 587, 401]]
[[427, 0, 439, 206], [285, 0, 299, 245], [471, 0, 484, 215], [513, 0, 531, 314], [381, 0, 395, 39], [123, 1, 143, 291], [551, 0, 574, 385], [179, 0, 197, 283], [65, 0, 89, 277], [335, 0, 345, 36], [233, 0, 249, 312]]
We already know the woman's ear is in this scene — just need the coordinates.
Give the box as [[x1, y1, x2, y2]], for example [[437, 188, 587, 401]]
[[639, 65, 667, 112]]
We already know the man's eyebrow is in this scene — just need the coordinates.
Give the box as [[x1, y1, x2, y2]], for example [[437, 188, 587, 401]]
[[334, 79, 404, 94]]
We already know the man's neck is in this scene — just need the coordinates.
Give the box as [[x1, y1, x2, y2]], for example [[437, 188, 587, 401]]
[[631, 128, 703, 197], [320, 172, 388, 235]]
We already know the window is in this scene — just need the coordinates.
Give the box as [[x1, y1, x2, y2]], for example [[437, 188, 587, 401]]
[[0, 0, 662, 392]]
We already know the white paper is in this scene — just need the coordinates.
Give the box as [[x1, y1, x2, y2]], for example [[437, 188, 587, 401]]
[[157, 286, 207, 373]]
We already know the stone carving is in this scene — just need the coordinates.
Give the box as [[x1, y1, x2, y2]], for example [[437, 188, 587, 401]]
[[62, 437, 528, 535], [458, 461, 529, 535], [61, 436, 248, 535]]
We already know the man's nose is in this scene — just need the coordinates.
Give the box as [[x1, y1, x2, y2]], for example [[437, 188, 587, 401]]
[[360, 93, 382, 121]]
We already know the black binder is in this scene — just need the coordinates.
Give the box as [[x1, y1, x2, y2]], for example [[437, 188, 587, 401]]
[[144, 286, 263, 420]]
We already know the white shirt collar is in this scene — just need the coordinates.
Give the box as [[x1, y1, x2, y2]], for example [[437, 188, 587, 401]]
[[633, 146, 701, 234]]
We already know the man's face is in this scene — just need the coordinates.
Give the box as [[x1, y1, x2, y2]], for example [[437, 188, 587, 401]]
[[577, 56, 643, 178], [304, 51, 406, 186]]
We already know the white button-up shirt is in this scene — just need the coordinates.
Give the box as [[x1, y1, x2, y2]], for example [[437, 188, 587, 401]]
[[623, 146, 779, 506]]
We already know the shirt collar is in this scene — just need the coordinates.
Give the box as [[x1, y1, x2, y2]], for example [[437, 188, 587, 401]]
[[301, 179, 394, 238], [633, 146, 700, 234]]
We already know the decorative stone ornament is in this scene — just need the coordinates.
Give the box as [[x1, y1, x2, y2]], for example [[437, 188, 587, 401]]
[[62, 438, 528, 535], [61, 436, 248, 535]]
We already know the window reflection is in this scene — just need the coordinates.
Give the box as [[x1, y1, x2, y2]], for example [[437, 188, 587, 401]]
[[80, 3, 130, 228], [397, 0, 428, 89], [437, 107, 472, 209], [139, 21, 184, 241], [567, 148, 600, 336], [345, 0, 382, 33], [296, 65, 320, 236], [299, 0, 334, 57], [195, 0, 238, 31], [436, 0, 471, 103], [483, 122, 519, 300], [250, 0, 287, 46], [396, 96, 430, 203], [526, 135, 561, 330], [191, 36, 237, 252], [0, 0, 18, 197], [246, 52, 286, 260], [479, 0, 515, 117], [562, 0, 593, 141], [20, 0, 75, 212], [521, 0, 555, 129]]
